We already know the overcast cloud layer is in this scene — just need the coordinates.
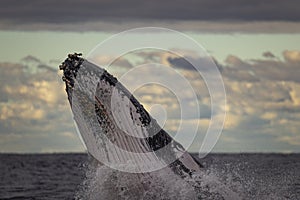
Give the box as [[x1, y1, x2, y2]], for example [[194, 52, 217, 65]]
[[1, 0, 300, 22], [1, 0, 300, 32]]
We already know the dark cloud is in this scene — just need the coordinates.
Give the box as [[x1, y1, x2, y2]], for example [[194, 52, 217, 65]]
[[0, 0, 300, 27], [222, 50, 300, 83], [168, 56, 223, 72], [262, 51, 276, 58], [168, 57, 195, 70]]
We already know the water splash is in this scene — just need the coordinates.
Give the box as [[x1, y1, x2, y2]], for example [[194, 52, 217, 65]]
[[75, 155, 242, 200]]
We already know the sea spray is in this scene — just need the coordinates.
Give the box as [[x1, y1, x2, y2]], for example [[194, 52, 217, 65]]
[[76, 155, 242, 200]]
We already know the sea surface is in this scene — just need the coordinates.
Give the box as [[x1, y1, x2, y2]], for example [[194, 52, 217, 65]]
[[0, 153, 299, 199]]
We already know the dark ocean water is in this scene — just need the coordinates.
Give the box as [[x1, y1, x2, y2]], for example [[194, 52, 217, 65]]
[[0, 153, 299, 200]]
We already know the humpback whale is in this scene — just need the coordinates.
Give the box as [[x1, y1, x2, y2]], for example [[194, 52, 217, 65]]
[[59, 53, 207, 199]]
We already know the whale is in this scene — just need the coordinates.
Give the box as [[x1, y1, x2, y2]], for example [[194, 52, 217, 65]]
[[59, 53, 206, 199]]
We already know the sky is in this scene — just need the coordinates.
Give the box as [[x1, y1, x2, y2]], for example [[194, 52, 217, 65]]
[[0, 0, 300, 153]]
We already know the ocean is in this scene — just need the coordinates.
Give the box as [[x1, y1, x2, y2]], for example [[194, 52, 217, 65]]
[[0, 153, 299, 199]]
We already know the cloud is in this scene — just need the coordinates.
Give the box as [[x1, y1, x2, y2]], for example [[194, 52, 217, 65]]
[[283, 50, 300, 63], [1, 0, 300, 32], [0, 102, 45, 120], [0, 58, 84, 152], [125, 49, 300, 136], [223, 50, 300, 83], [0, 132, 84, 153], [120, 49, 300, 152], [1, 50, 300, 153], [277, 135, 300, 145], [262, 51, 276, 59], [1, 20, 300, 33], [89, 55, 133, 70], [225, 55, 250, 68], [207, 50, 300, 151], [21, 55, 41, 63], [167, 56, 223, 72], [1, 0, 300, 24], [261, 112, 278, 120]]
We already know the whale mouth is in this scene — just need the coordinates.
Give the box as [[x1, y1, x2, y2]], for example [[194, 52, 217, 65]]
[[59, 53, 202, 175]]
